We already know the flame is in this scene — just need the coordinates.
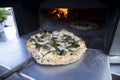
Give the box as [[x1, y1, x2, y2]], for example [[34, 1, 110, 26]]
[[49, 8, 69, 19]]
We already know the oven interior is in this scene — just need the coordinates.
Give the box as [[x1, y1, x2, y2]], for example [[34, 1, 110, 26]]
[[39, 8, 120, 54]]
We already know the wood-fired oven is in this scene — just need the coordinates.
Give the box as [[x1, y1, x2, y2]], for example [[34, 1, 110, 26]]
[[0, 0, 120, 80]]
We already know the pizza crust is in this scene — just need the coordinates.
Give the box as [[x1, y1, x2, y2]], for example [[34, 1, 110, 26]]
[[27, 29, 87, 65]]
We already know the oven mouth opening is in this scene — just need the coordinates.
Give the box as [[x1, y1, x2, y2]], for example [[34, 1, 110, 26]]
[[40, 8, 107, 30], [40, 8, 119, 54]]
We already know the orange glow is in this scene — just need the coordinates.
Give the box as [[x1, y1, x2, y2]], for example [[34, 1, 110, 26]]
[[49, 8, 69, 19]]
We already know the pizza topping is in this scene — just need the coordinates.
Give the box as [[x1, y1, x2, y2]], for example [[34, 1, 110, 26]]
[[34, 35, 39, 39], [29, 38, 36, 42], [30, 29, 82, 56], [38, 39, 44, 42], [35, 42, 42, 51], [42, 45, 50, 50], [43, 51, 53, 57], [58, 50, 67, 56], [51, 37, 58, 48], [40, 34, 46, 39], [64, 35, 72, 42]]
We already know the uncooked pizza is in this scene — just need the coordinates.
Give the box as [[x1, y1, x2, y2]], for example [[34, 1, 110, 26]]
[[27, 29, 87, 65]]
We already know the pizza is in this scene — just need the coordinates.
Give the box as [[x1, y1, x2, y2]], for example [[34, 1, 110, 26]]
[[70, 22, 98, 30], [27, 29, 87, 65]]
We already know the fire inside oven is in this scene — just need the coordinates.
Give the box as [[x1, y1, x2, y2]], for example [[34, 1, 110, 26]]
[[40, 8, 118, 54]]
